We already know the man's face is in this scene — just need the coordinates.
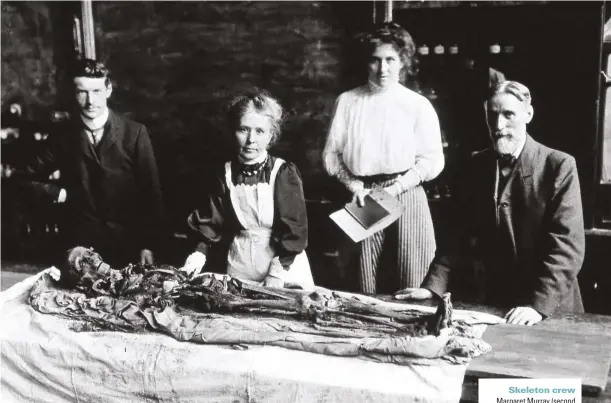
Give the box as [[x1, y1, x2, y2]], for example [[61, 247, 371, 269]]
[[485, 93, 533, 156], [74, 76, 112, 120]]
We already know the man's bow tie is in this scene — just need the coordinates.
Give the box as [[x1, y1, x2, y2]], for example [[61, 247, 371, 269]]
[[497, 154, 517, 176], [497, 154, 516, 166]]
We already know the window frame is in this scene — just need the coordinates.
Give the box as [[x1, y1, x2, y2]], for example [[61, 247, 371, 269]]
[[592, 37, 611, 230]]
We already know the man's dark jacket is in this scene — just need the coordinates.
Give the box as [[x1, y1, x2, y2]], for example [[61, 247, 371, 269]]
[[422, 135, 585, 316], [19, 110, 165, 267]]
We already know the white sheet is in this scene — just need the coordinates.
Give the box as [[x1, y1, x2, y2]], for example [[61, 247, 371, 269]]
[[1, 270, 473, 403]]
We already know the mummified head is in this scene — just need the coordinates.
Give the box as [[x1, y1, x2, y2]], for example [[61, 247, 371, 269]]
[[66, 246, 109, 278]]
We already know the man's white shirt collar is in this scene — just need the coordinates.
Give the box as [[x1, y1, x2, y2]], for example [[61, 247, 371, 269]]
[[510, 135, 526, 160], [81, 108, 109, 131]]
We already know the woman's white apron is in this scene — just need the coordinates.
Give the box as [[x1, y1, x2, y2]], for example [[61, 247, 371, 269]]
[[225, 158, 314, 290]]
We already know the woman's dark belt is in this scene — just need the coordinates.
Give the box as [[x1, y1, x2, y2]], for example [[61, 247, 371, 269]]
[[356, 170, 408, 187]]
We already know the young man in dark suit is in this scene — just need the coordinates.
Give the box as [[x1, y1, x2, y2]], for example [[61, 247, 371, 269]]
[[395, 80, 585, 326], [17, 59, 165, 267]]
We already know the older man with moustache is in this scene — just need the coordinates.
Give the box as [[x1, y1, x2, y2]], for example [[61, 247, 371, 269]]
[[395, 80, 585, 325]]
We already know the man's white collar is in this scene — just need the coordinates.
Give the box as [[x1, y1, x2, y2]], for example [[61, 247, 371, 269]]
[[81, 108, 109, 131], [512, 135, 527, 160]]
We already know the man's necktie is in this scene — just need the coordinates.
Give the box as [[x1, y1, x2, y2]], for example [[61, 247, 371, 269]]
[[86, 126, 104, 148], [496, 154, 516, 199]]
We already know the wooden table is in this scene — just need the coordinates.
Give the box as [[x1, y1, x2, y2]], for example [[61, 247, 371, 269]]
[[462, 307, 611, 402], [376, 296, 611, 402]]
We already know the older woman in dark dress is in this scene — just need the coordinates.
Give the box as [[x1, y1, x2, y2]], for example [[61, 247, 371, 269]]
[[182, 90, 314, 289]]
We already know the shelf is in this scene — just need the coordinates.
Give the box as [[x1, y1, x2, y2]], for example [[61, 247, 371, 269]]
[[393, 1, 550, 10]]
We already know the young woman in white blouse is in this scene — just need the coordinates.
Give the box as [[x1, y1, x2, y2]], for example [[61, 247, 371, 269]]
[[323, 22, 444, 294]]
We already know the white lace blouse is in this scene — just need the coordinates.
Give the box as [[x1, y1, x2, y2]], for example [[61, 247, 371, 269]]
[[323, 81, 444, 193]]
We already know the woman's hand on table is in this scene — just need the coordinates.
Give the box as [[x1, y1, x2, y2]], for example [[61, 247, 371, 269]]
[[504, 306, 543, 326], [180, 251, 206, 277], [265, 257, 285, 288], [263, 275, 284, 288], [353, 189, 371, 207], [393, 287, 434, 300], [140, 249, 154, 265]]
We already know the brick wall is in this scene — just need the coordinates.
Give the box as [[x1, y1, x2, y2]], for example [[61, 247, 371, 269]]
[[93, 1, 371, 228], [1, 2, 56, 120]]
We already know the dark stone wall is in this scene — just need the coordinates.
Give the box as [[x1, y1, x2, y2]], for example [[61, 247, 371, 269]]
[[91, 1, 371, 231], [1, 2, 56, 120], [1, 1, 372, 276]]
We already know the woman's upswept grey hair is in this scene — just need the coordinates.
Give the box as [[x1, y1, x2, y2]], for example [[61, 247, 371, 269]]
[[355, 22, 417, 83], [226, 89, 284, 146], [488, 80, 532, 105]]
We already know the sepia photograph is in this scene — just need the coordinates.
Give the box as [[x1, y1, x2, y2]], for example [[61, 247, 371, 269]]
[[1, 1, 610, 402]]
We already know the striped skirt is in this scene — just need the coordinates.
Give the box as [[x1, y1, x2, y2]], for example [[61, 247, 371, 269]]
[[358, 179, 436, 294]]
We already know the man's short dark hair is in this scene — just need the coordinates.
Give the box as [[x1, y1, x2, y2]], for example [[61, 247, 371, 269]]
[[70, 58, 111, 87]]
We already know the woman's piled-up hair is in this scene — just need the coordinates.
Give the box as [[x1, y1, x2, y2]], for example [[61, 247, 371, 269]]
[[226, 89, 284, 146], [355, 22, 418, 82]]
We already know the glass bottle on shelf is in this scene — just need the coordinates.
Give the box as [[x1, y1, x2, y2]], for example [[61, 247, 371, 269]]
[[447, 42, 460, 82], [445, 42, 462, 126], [488, 42, 501, 71], [502, 43, 518, 81], [489, 43, 501, 56], [416, 40, 450, 202], [503, 44, 515, 55], [486, 38, 519, 84], [432, 44, 446, 87], [416, 44, 431, 92]]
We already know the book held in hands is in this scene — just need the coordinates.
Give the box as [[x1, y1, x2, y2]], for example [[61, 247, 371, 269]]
[[330, 187, 406, 242]]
